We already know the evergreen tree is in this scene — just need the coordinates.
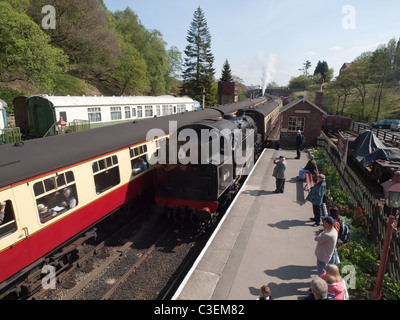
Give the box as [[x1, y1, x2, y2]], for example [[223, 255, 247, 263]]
[[181, 6, 216, 107], [220, 59, 233, 82], [314, 61, 329, 81]]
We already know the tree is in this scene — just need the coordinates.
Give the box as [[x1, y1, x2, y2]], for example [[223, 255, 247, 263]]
[[331, 70, 353, 115], [113, 8, 171, 95], [288, 75, 310, 91], [370, 38, 400, 121], [220, 59, 233, 82], [27, 0, 121, 80], [299, 60, 312, 76], [314, 61, 334, 82], [110, 40, 150, 95], [349, 53, 372, 118], [181, 6, 216, 107], [164, 46, 183, 94], [0, 1, 68, 92]]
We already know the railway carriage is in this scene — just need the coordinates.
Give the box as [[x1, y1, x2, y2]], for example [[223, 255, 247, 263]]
[[14, 95, 196, 138], [237, 97, 283, 143], [0, 107, 221, 297]]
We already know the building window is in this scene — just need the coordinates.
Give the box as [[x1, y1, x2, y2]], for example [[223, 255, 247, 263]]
[[88, 107, 101, 122], [288, 116, 305, 132], [132, 107, 136, 117], [92, 155, 120, 194], [111, 107, 122, 120], [156, 105, 161, 116], [33, 171, 78, 224]]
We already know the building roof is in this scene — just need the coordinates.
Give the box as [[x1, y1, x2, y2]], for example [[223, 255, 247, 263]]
[[30, 95, 195, 107], [280, 98, 327, 115]]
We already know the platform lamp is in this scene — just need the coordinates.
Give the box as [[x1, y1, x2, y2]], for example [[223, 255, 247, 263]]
[[372, 171, 400, 300]]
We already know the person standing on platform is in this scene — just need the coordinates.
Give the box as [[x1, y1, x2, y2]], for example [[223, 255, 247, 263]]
[[306, 174, 327, 226], [295, 130, 305, 159], [272, 156, 286, 193], [314, 216, 338, 276]]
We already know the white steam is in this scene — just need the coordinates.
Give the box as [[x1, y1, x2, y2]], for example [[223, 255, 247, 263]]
[[258, 52, 277, 96]]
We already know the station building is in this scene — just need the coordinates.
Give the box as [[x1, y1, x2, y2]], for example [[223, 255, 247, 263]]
[[278, 98, 327, 148]]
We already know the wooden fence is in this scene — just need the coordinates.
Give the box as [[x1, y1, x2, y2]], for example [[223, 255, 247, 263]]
[[317, 133, 400, 282]]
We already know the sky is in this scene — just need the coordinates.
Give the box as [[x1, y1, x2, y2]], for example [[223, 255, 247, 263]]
[[103, 0, 400, 88]]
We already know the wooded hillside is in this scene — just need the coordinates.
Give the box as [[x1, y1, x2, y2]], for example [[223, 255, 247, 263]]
[[0, 0, 183, 110]]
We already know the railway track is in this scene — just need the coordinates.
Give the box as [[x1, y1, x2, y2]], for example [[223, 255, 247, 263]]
[[27, 206, 214, 300]]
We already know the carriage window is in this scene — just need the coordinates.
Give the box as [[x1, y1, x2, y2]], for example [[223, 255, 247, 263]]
[[145, 106, 153, 117], [288, 117, 305, 132], [137, 106, 143, 118], [111, 107, 122, 120], [33, 171, 78, 224], [88, 107, 102, 122], [130, 144, 148, 175], [0, 200, 17, 239], [125, 107, 131, 119], [59, 111, 67, 122], [92, 156, 120, 194]]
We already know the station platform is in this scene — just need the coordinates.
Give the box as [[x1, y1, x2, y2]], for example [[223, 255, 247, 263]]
[[173, 148, 321, 300]]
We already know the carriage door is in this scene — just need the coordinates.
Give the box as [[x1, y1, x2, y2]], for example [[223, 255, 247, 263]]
[[0, 188, 27, 278], [29, 100, 56, 138]]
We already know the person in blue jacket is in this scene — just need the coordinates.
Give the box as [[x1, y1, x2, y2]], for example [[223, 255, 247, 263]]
[[306, 174, 327, 226]]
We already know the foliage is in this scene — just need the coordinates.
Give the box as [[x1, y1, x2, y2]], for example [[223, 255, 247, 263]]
[[181, 6, 216, 107], [338, 204, 368, 231], [382, 274, 400, 300], [313, 60, 333, 82], [0, 1, 68, 93], [312, 150, 352, 206], [220, 59, 233, 82], [288, 75, 311, 91], [27, 0, 121, 79], [323, 37, 400, 122]]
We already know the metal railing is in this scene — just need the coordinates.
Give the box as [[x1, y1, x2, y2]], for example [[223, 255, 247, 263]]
[[43, 120, 91, 138], [351, 122, 400, 145], [0, 127, 22, 144]]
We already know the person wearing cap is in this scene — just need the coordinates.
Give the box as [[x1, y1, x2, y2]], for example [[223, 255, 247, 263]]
[[272, 156, 287, 193], [306, 174, 326, 226], [314, 215, 338, 276]]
